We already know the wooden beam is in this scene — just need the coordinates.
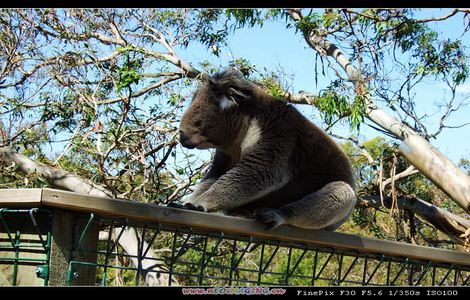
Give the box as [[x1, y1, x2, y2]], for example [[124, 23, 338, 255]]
[[39, 188, 470, 268], [1, 188, 469, 269], [0, 188, 43, 208]]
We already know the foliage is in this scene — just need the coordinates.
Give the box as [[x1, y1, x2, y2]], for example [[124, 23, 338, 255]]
[[0, 8, 469, 285], [315, 83, 367, 131], [0, 8, 212, 202], [341, 137, 467, 249], [459, 158, 470, 175]]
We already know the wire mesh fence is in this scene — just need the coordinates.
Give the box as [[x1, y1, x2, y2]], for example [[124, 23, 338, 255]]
[[0, 208, 51, 285], [67, 215, 470, 287], [1, 188, 470, 287]]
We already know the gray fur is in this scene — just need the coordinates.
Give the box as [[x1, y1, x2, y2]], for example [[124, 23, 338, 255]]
[[175, 68, 357, 231]]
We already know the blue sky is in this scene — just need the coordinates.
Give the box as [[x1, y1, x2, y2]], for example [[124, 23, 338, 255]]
[[20, 9, 468, 173], [179, 9, 470, 165]]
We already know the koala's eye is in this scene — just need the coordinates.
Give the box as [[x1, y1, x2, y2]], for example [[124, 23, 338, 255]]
[[194, 120, 202, 127]]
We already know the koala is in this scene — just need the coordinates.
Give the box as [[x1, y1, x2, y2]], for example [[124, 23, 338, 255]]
[[169, 68, 356, 231]]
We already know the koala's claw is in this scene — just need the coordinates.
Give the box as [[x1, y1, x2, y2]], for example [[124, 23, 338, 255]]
[[183, 202, 206, 212], [167, 202, 205, 212], [256, 209, 284, 230]]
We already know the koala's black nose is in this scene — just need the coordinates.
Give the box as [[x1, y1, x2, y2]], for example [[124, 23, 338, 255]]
[[179, 131, 195, 149]]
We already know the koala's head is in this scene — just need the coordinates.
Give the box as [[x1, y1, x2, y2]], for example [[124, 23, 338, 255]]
[[179, 68, 254, 149]]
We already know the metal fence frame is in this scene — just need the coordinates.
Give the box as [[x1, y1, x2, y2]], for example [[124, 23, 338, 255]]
[[1, 188, 469, 286]]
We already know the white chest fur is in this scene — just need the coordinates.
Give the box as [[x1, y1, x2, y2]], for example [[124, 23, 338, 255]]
[[240, 119, 262, 154]]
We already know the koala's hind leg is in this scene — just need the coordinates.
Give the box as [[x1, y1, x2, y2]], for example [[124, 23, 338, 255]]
[[256, 181, 356, 230]]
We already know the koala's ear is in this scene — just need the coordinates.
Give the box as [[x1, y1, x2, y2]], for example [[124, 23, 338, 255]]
[[205, 76, 217, 88], [218, 87, 249, 111], [226, 87, 249, 103]]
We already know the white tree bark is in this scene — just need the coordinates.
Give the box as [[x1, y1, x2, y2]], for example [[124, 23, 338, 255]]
[[100, 227, 178, 286], [2, 150, 113, 197], [399, 135, 470, 213], [366, 106, 470, 212], [361, 195, 470, 247], [1, 148, 176, 286], [288, 9, 470, 214]]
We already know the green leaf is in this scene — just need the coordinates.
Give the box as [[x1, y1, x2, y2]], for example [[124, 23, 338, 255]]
[[116, 45, 135, 53]]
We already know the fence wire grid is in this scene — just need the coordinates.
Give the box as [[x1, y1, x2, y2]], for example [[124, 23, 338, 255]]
[[1, 208, 469, 286], [0, 208, 51, 285]]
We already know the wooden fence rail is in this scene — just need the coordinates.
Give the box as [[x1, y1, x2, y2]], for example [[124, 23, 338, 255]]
[[1, 188, 469, 286]]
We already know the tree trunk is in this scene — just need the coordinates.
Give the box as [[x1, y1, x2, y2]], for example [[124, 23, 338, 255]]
[[366, 105, 470, 213], [288, 9, 470, 214], [1, 148, 175, 286], [399, 135, 470, 213], [100, 227, 178, 286], [1, 150, 112, 198], [360, 195, 470, 246]]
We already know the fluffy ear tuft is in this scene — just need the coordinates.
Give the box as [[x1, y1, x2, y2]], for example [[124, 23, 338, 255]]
[[227, 87, 249, 102], [207, 68, 253, 110], [218, 87, 250, 111], [219, 95, 238, 110]]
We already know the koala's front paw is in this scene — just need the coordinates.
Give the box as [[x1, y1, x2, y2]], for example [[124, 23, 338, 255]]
[[256, 209, 285, 230], [167, 201, 206, 212], [183, 202, 206, 212], [185, 192, 221, 212]]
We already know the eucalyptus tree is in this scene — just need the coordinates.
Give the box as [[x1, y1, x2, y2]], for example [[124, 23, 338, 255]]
[[1, 9, 469, 285]]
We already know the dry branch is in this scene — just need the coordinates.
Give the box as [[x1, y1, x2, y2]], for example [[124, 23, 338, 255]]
[[0, 147, 175, 286], [360, 195, 470, 246]]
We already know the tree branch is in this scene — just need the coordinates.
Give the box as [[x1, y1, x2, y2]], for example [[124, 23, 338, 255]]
[[360, 195, 470, 246], [0, 147, 174, 285], [382, 165, 419, 188], [287, 8, 470, 214], [96, 73, 183, 105], [1, 148, 113, 197]]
